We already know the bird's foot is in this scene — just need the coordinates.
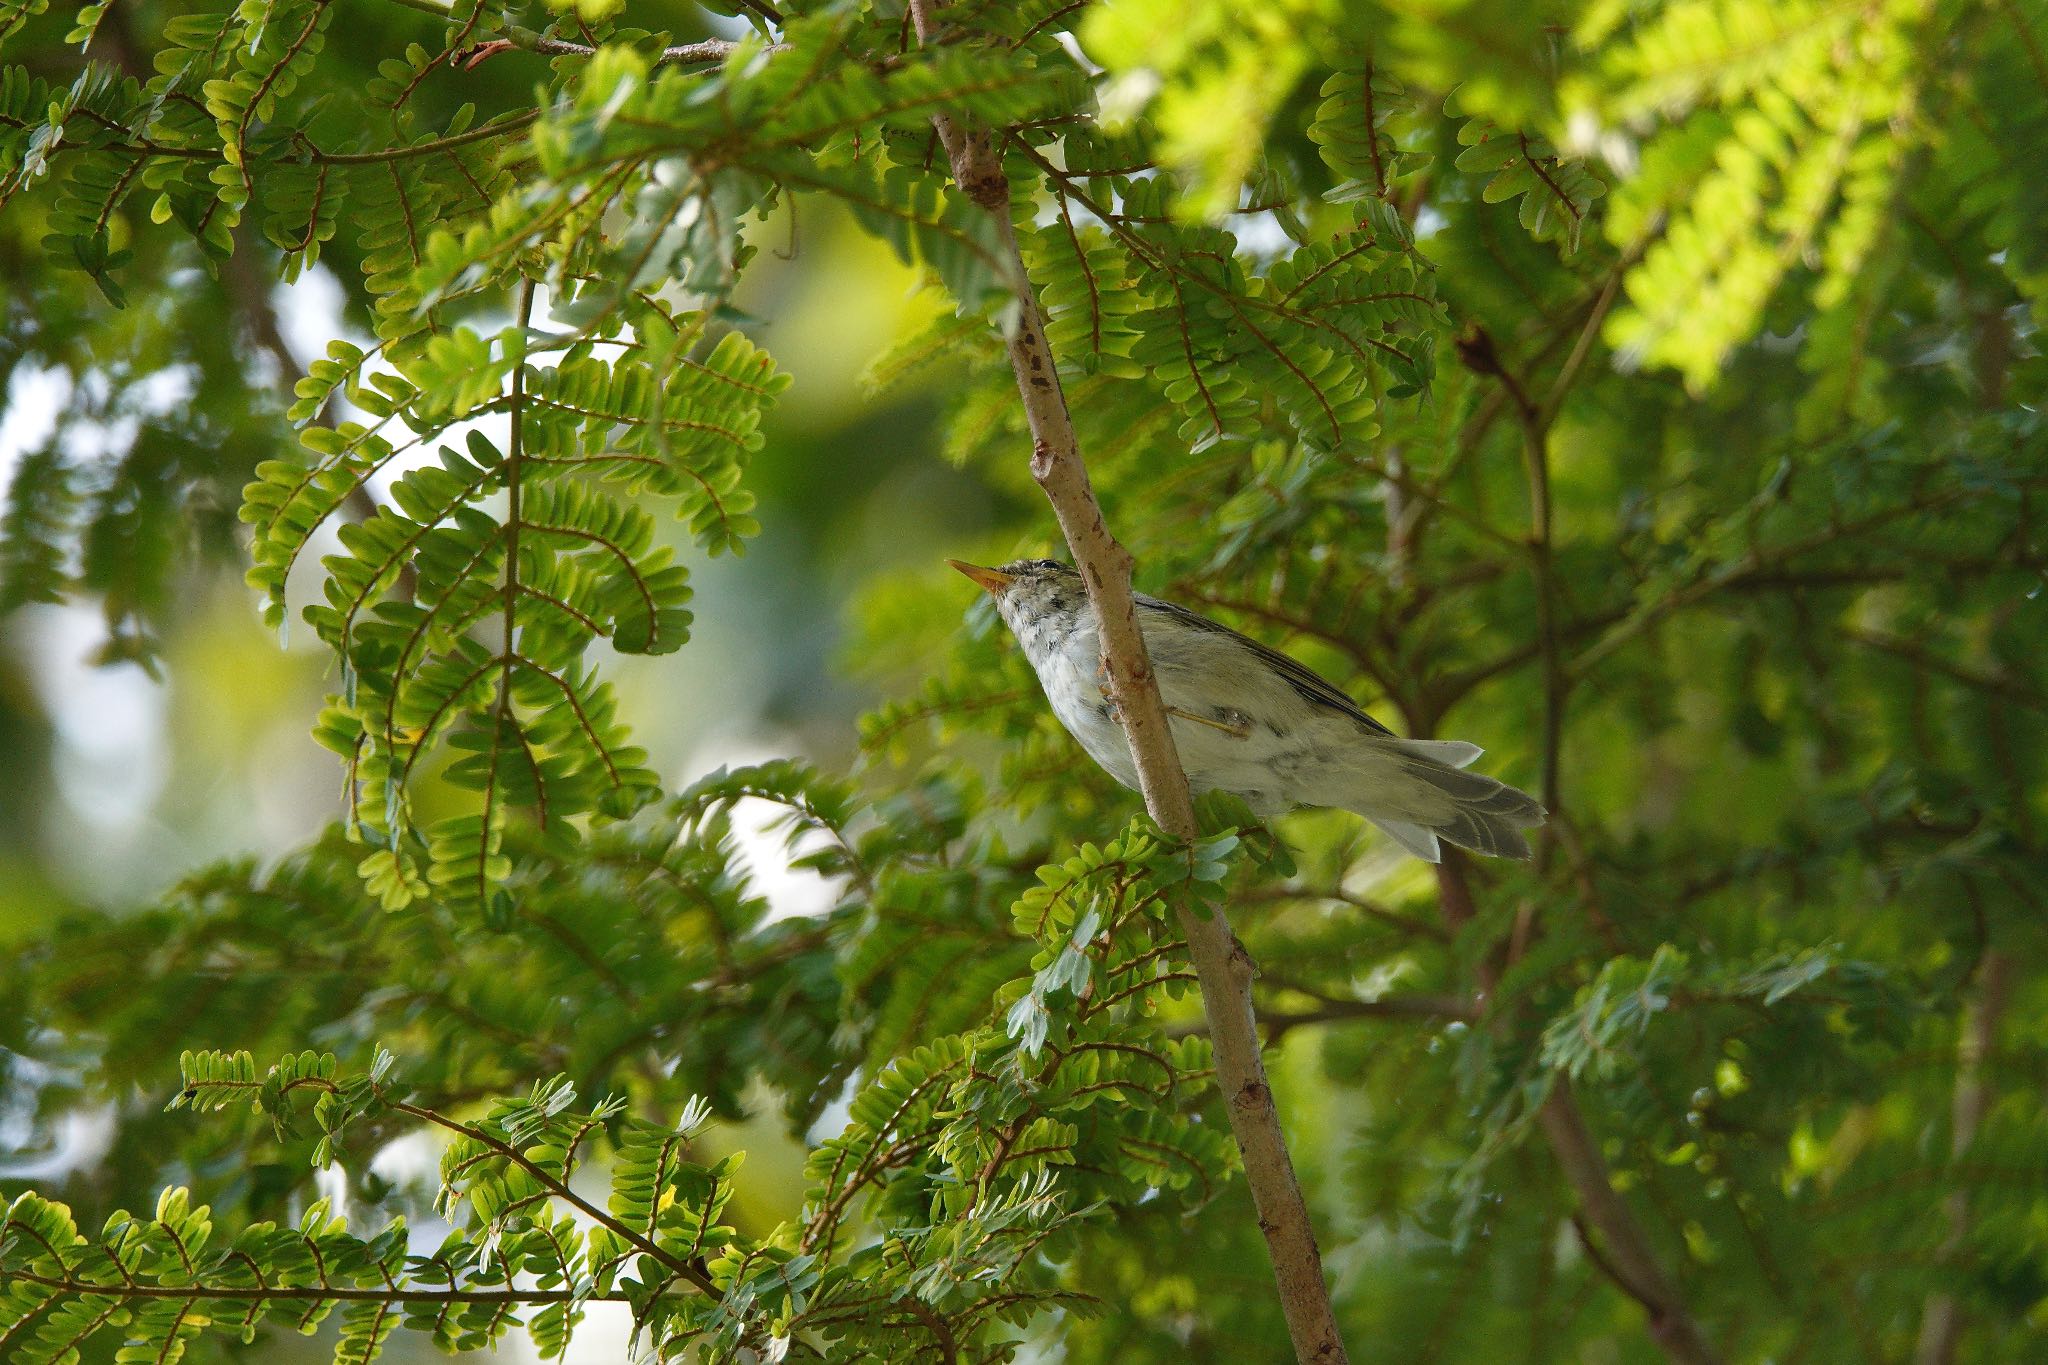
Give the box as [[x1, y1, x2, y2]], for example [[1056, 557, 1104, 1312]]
[[1168, 705, 1254, 739]]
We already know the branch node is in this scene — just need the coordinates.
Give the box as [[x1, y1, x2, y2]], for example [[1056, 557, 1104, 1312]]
[[1030, 437, 1056, 481]]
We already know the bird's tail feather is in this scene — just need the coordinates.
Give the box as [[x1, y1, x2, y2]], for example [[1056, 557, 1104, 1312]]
[[1389, 738, 1484, 769], [1353, 743, 1547, 862], [1370, 817, 1447, 862]]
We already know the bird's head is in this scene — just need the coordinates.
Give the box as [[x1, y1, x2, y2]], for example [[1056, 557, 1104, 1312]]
[[948, 558, 1087, 642]]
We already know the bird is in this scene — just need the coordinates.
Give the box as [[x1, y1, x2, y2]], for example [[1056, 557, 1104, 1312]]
[[950, 558, 1546, 862]]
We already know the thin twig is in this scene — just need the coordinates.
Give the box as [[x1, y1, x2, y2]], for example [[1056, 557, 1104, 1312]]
[[1536, 1082, 1721, 1364], [1519, 407, 1562, 838], [1168, 995, 1476, 1043], [523, 35, 761, 66], [1568, 475, 2048, 679], [379, 0, 771, 66], [1541, 263, 1627, 427], [1839, 628, 2046, 712], [4, 1270, 646, 1306]]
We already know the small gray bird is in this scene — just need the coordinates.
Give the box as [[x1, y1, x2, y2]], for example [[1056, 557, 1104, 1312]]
[[951, 558, 1546, 861]]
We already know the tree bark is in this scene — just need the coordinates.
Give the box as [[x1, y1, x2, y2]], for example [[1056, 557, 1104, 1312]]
[[905, 7, 1349, 1361]]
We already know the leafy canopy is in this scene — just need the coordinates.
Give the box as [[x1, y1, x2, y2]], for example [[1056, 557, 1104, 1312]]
[[1, 0, 2045, 1362]]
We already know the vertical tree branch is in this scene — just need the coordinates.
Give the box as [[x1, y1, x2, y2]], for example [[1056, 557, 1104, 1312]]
[[1518, 411, 1562, 832], [1916, 300, 2027, 1364], [1536, 1085, 1721, 1364], [1435, 857, 1722, 1364], [1454, 324, 1562, 852], [1915, 950, 2011, 1365], [906, 7, 1348, 1361]]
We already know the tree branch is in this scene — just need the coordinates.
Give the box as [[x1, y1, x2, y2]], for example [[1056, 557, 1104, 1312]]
[[1536, 1082, 1721, 1365], [1454, 323, 1563, 857], [905, 5, 1347, 1361], [1164, 994, 1477, 1042], [1839, 627, 2047, 712], [1434, 856, 1722, 1364], [1915, 950, 2011, 1365], [7, 1270, 619, 1306], [1257, 996, 1472, 1043], [377, 0, 770, 67]]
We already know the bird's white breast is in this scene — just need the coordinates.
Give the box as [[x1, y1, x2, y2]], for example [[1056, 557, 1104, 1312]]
[[1024, 620, 1144, 789], [1014, 609, 1343, 814]]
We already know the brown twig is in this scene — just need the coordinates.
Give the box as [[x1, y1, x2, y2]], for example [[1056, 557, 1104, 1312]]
[[4, 1270, 640, 1306], [904, 4, 1347, 1360], [1518, 402, 1562, 838], [479, 35, 763, 67], [1839, 627, 2046, 712], [380, 0, 773, 67], [1568, 475, 2048, 679]]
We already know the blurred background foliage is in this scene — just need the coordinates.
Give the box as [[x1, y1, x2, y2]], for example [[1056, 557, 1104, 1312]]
[[0, 0, 2044, 1361]]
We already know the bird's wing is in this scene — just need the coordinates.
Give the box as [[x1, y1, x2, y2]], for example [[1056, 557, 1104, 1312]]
[[1136, 595, 1397, 737]]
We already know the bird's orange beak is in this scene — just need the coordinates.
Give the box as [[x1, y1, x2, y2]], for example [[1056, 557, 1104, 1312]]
[[948, 560, 1016, 594]]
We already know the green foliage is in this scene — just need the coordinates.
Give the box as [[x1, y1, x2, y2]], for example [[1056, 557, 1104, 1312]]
[[0, 446, 74, 610], [242, 296, 786, 906], [1451, 106, 1606, 252], [4, 1052, 691, 1365], [2, 0, 2046, 1362], [1309, 61, 1430, 199], [1535, 943, 1908, 1082], [1584, 0, 1940, 388], [1080, 0, 1336, 218], [5, 800, 1267, 1361]]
